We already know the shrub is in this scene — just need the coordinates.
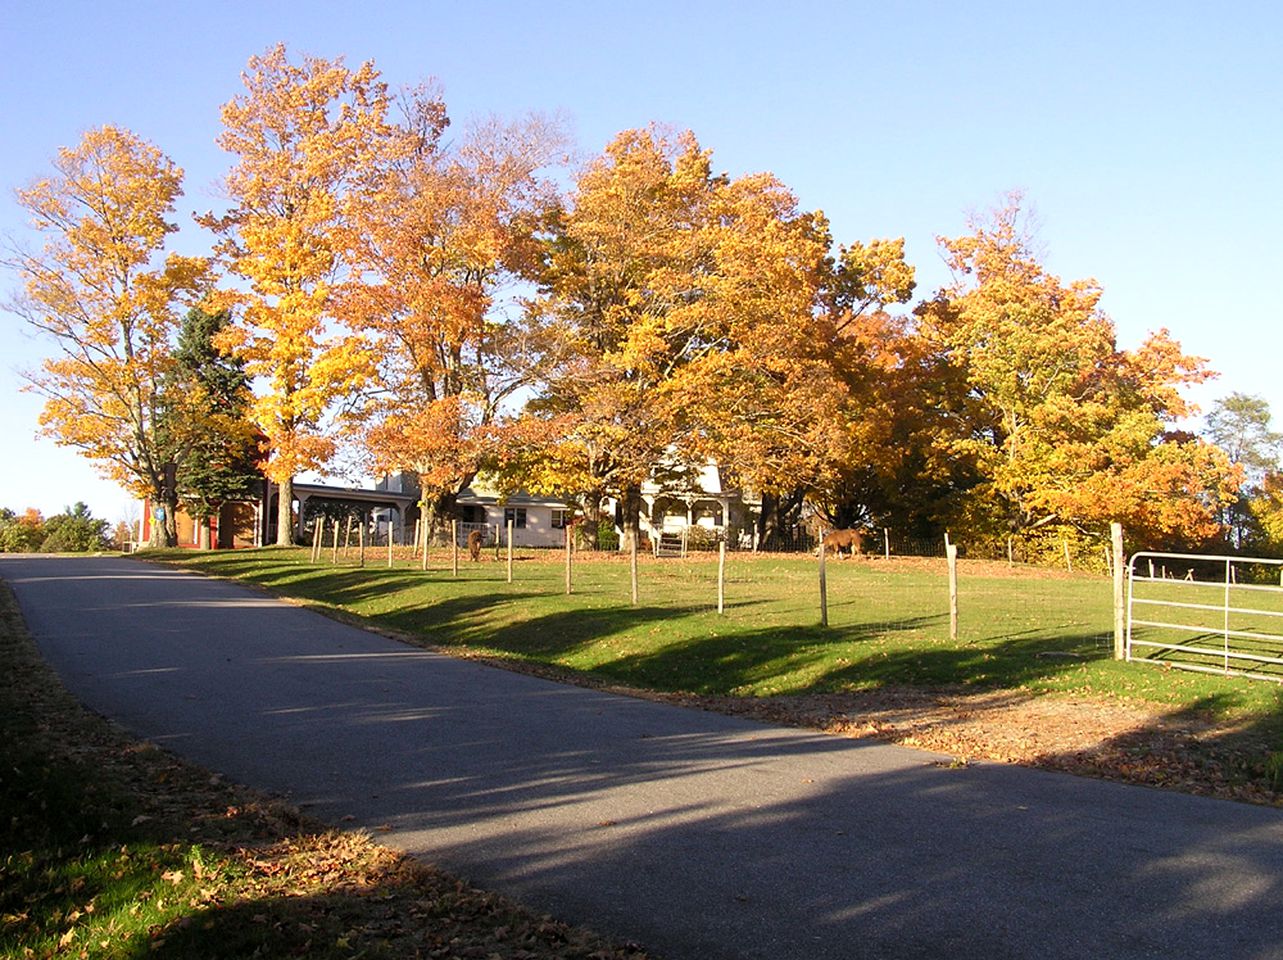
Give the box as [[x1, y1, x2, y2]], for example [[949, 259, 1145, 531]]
[[594, 520, 620, 551], [0, 509, 47, 553], [37, 503, 110, 553]]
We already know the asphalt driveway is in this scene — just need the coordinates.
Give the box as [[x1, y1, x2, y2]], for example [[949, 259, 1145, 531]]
[[6, 554, 1283, 959]]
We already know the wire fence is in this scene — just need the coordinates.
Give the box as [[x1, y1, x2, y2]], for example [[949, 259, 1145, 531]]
[[296, 513, 1122, 662]]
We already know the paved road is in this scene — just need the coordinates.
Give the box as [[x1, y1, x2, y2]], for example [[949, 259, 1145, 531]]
[[6, 555, 1283, 959]]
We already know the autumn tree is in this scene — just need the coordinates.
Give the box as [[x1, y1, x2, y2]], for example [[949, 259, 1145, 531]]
[[809, 305, 982, 539], [527, 128, 865, 549], [519, 129, 707, 549], [6, 125, 208, 546], [701, 237, 921, 544], [1248, 472, 1283, 554], [918, 196, 1238, 548], [202, 45, 394, 544], [339, 88, 564, 531]]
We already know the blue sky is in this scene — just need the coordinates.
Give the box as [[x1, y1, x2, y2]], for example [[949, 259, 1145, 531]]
[[2, 1, 1280, 523]]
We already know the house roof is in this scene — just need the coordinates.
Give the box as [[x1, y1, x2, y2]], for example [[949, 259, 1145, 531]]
[[292, 482, 418, 508], [456, 485, 570, 509]]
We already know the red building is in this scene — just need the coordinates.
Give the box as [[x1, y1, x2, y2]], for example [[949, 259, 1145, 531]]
[[139, 487, 266, 549]]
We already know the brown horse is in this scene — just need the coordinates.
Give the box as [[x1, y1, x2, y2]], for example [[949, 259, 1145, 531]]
[[467, 529, 483, 561], [822, 528, 867, 558]]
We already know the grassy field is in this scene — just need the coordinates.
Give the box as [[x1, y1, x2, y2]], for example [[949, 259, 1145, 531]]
[[0, 578, 648, 959], [145, 546, 1283, 725]]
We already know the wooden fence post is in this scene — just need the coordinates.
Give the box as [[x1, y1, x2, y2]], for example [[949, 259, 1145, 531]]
[[947, 541, 959, 642], [565, 527, 572, 595], [1111, 522, 1126, 660], [1062, 538, 1073, 573], [494, 523, 500, 561], [717, 540, 726, 614], [330, 517, 339, 565], [343, 515, 354, 559], [630, 533, 639, 605], [387, 522, 394, 568], [421, 519, 429, 571], [311, 520, 320, 563], [452, 520, 459, 577], [507, 519, 514, 584], [883, 527, 890, 560], [819, 532, 829, 627], [358, 518, 365, 567]]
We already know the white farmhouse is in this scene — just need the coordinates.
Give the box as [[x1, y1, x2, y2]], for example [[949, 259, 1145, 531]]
[[456, 484, 573, 549]]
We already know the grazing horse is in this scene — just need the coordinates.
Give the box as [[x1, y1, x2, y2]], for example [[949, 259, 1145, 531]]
[[822, 528, 867, 558], [467, 529, 483, 561]]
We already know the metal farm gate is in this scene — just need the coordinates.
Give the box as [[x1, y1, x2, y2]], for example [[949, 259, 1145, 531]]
[[1126, 551, 1283, 682]]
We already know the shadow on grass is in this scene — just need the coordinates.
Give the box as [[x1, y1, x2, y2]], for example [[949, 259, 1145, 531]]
[[588, 624, 1109, 694], [150, 549, 1119, 697]]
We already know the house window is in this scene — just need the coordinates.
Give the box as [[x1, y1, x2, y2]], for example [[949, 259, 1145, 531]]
[[504, 507, 527, 529], [551, 509, 569, 529]]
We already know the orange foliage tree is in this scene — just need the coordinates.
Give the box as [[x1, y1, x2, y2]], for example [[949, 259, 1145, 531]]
[[7, 126, 209, 546], [526, 128, 913, 548], [339, 88, 564, 530], [201, 45, 395, 544], [524, 129, 750, 549]]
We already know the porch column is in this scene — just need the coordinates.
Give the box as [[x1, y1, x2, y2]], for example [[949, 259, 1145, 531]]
[[295, 493, 310, 540]]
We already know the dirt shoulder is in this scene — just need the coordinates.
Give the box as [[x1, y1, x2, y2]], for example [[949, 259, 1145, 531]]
[[653, 686, 1281, 806]]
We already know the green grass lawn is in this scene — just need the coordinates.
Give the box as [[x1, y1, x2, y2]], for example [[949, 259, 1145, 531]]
[[145, 546, 1283, 725]]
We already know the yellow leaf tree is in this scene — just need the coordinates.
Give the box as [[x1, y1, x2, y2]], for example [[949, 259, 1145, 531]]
[[8, 125, 208, 546], [202, 45, 393, 544], [918, 195, 1239, 548]]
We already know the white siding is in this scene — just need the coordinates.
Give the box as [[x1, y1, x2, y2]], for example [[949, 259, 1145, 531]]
[[481, 504, 566, 548]]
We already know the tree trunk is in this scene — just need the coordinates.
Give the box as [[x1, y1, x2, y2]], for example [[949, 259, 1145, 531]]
[[619, 485, 643, 554], [757, 492, 780, 550], [161, 482, 179, 548], [197, 517, 211, 550], [756, 489, 806, 550], [148, 502, 167, 548], [275, 475, 294, 545], [581, 491, 603, 550], [430, 489, 460, 535], [149, 464, 179, 547]]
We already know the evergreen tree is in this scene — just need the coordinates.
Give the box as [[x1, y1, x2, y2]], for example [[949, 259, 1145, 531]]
[[164, 307, 261, 548]]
